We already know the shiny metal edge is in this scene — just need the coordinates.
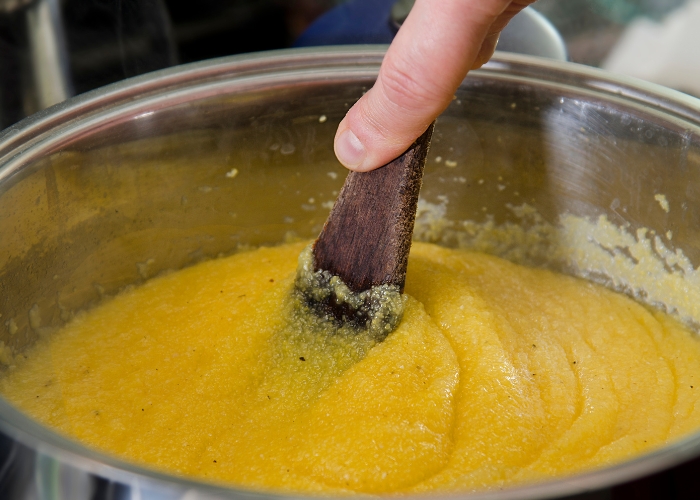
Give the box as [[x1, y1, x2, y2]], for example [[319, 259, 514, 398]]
[[1, 46, 699, 166], [1, 46, 700, 499], [0, 46, 387, 163], [486, 52, 700, 124], [0, 67, 379, 186]]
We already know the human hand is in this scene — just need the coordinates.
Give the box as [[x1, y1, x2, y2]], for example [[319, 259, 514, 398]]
[[334, 0, 536, 172]]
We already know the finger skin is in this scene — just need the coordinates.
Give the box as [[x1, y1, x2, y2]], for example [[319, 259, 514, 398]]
[[334, 0, 535, 172]]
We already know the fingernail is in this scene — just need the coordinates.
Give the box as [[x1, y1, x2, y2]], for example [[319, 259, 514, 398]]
[[335, 129, 366, 169]]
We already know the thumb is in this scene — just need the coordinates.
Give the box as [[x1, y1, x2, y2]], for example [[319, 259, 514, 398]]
[[334, 0, 532, 172]]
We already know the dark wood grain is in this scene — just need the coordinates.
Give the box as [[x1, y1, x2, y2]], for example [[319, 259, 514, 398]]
[[313, 123, 435, 293]]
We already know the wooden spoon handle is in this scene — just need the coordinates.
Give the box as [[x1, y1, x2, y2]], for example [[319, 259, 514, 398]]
[[313, 123, 435, 293]]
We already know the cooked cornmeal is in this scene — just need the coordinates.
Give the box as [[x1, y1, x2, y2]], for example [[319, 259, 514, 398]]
[[3, 241, 700, 494]]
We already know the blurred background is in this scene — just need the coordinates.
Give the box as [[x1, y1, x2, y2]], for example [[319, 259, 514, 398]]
[[0, 0, 699, 130]]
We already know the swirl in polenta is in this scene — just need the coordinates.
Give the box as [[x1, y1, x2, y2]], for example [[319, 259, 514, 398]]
[[3, 241, 700, 494]]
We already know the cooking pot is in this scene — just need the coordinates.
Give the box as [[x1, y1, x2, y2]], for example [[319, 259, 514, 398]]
[[1, 47, 700, 500]]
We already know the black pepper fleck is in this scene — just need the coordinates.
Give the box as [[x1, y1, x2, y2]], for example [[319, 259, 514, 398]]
[[299, 357, 305, 361]]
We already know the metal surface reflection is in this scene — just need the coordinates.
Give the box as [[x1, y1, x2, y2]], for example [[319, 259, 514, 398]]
[[0, 49, 700, 499]]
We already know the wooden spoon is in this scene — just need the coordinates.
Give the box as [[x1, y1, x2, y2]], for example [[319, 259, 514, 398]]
[[304, 122, 435, 326]]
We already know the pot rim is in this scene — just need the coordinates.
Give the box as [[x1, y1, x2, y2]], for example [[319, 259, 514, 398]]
[[2, 46, 700, 499]]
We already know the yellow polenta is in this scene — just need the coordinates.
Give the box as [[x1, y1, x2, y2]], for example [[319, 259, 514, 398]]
[[3, 241, 700, 494]]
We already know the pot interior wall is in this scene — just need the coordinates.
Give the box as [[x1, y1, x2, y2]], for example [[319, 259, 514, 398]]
[[1, 71, 700, 368]]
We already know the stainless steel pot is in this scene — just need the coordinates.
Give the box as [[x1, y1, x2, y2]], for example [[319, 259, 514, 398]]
[[1, 47, 700, 500]]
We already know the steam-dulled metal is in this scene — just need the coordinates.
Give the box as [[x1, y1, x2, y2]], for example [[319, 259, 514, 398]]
[[1, 47, 700, 499]]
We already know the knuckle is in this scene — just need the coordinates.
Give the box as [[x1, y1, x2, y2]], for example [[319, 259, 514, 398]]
[[379, 62, 444, 113]]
